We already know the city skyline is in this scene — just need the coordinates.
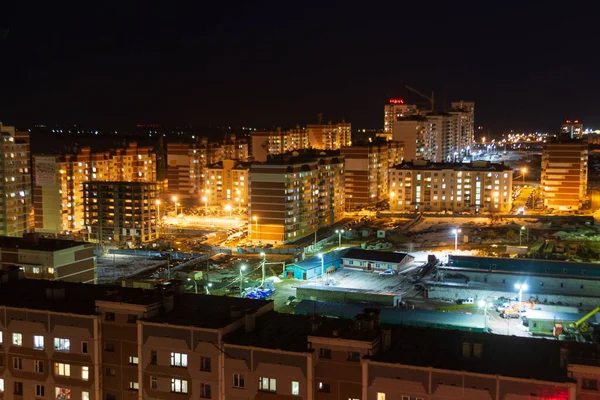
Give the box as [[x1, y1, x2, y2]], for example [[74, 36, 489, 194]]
[[1, 3, 599, 133]]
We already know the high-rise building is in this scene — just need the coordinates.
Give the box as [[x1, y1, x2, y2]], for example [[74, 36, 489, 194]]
[[32, 143, 156, 234], [383, 99, 419, 137], [83, 181, 159, 244], [561, 120, 584, 139], [204, 159, 250, 209], [386, 101, 475, 162], [249, 150, 345, 244], [542, 140, 588, 210], [341, 140, 393, 211], [0, 122, 32, 237], [389, 160, 513, 213], [306, 120, 352, 150]]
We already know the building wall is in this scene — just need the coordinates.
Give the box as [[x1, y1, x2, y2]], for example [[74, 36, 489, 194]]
[[542, 142, 588, 210], [389, 161, 513, 213], [341, 143, 389, 210], [204, 160, 249, 208], [0, 125, 32, 237]]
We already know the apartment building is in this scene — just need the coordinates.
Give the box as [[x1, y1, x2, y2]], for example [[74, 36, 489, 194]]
[[389, 160, 513, 213], [341, 140, 391, 211], [0, 233, 95, 282], [0, 122, 32, 237], [562, 120, 584, 139], [83, 181, 159, 244], [542, 140, 588, 210], [204, 159, 250, 209], [32, 143, 156, 234], [251, 122, 351, 163], [2, 276, 599, 399], [169, 136, 249, 200], [383, 99, 419, 137], [388, 102, 475, 163], [248, 150, 345, 244]]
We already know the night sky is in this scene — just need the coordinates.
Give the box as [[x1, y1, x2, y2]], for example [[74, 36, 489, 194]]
[[1, 3, 598, 134]]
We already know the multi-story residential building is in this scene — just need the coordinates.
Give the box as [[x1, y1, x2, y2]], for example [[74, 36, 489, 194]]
[[248, 150, 345, 244], [562, 120, 584, 139], [306, 120, 352, 150], [0, 233, 96, 282], [83, 181, 159, 244], [387, 101, 475, 162], [32, 143, 156, 234], [204, 159, 250, 209], [341, 140, 392, 211], [169, 136, 249, 200], [2, 276, 599, 400], [251, 122, 351, 163], [542, 140, 588, 210], [0, 122, 32, 237], [389, 160, 513, 213], [383, 99, 419, 137]]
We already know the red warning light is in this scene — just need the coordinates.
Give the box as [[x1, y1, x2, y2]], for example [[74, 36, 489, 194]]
[[390, 99, 404, 104]]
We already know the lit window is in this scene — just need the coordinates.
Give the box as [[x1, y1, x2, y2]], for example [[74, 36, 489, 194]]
[[259, 377, 277, 392], [129, 381, 139, 390], [170, 352, 188, 367], [54, 338, 70, 352], [292, 381, 300, 395], [171, 379, 188, 393], [129, 356, 139, 365], [34, 335, 44, 350], [54, 362, 71, 377], [12, 333, 22, 346], [82, 366, 89, 381], [377, 393, 386, 400]]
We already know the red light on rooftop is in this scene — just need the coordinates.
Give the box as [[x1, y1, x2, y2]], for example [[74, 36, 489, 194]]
[[566, 120, 571, 123], [574, 120, 579, 123], [390, 99, 404, 104]]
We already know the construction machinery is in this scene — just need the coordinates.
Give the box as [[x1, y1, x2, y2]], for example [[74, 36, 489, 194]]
[[405, 85, 435, 112], [564, 307, 600, 341]]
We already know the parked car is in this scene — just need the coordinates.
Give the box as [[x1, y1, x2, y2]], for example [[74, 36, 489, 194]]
[[379, 269, 395, 276]]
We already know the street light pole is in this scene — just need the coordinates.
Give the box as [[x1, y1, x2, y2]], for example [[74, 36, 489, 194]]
[[520, 226, 526, 246], [336, 229, 344, 247], [522, 168, 527, 185], [205, 282, 213, 295], [253, 216, 259, 241], [172, 196, 178, 216], [452, 228, 461, 251], [239, 265, 246, 296], [319, 253, 324, 283], [260, 252, 266, 287], [187, 278, 198, 294]]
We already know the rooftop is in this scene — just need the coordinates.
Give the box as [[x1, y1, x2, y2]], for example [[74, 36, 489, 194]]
[[342, 248, 410, 264], [391, 160, 513, 172], [0, 234, 88, 252], [0, 277, 272, 330], [373, 325, 570, 383], [255, 149, 343, 166]]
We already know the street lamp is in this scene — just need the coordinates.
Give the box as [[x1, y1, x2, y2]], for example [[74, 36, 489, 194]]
[[224, 204, 232, 226], [202, 196, 208, 214], [318, 253, 324, 282], [239, 265, 246, 296], [205, 282, 213, 295], [519, 226, 526, 246], [478, 300, 491, 331], [172, 196, 178, 216], [335, 229, 344, 247], [521, 167, 527, 185], [260, 252, 266, 287], [187, 277, 198, 294], [452, 228, 461, 251], [515, 283, 528, 303]]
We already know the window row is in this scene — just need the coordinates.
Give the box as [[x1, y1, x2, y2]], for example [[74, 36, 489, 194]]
[[1, 333, 85, 353], [0, 380, 89, 399]]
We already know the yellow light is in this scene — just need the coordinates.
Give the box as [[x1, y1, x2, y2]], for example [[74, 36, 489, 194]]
[[224, 204, 231, 211], [172, 196, 177, 202], [155, 200, 161, 205], [521, 168, 527, 173], [253, 216, 258, 221]]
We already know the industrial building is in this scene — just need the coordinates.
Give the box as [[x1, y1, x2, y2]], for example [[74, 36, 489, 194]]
[[425, 255, 600, 308], [541, 140, 588, 210], [0, 122, 32, 237], [1, 275, 599, 399], [248, 149, 344, 244], [0, 233, 95, 282], [82, 181, 159, 244], [341, 248, 413, 273], [389, 160, 513, 213]]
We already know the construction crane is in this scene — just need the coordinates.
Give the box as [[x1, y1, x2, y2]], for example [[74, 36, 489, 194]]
[[569, 307, 600, 333], [405, 85, 435, 112]]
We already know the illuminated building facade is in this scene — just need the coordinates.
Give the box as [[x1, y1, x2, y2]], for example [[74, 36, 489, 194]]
[[561, 119, 584, 139], [542, 141, 588, 210], [249, 150, 344, 244], [0, 123, 32, 237], [389, 160, 513, 213], [32, 143, 155, 234], [383, 99, 419, 137], [204, 159, 250, 209], [83, 181, 159, 244]]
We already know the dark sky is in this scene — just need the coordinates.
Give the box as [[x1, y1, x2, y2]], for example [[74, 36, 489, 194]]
[[1, 2, 598, 134]]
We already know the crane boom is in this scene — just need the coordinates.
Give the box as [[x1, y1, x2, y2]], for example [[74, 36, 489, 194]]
[[573, 307, 600, 329], [405, 85, 435, 112]]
